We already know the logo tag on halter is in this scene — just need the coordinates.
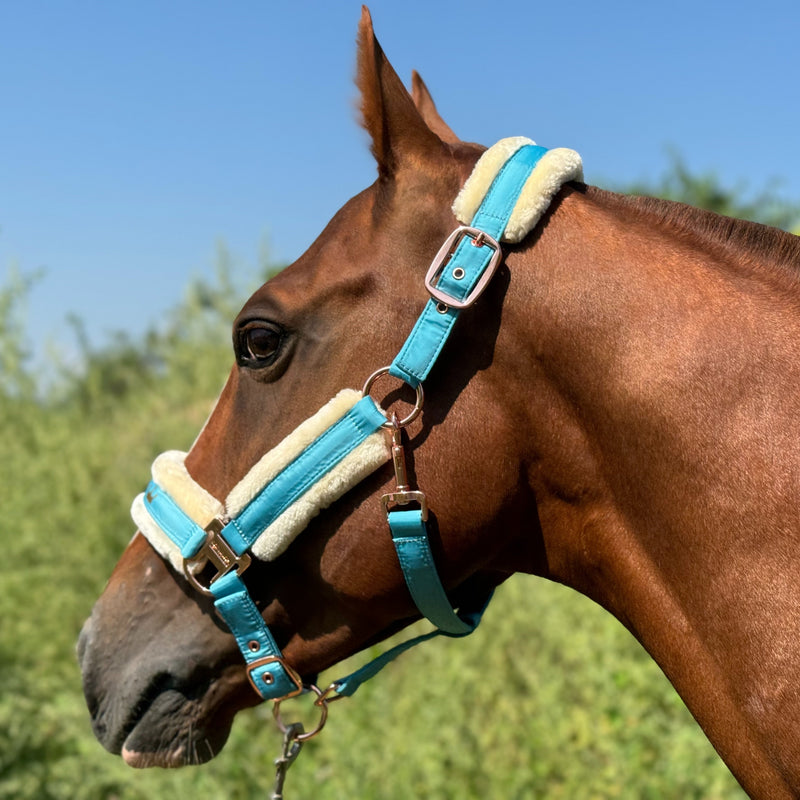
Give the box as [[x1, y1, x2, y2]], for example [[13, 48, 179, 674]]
[[183, 519, 252, 597]]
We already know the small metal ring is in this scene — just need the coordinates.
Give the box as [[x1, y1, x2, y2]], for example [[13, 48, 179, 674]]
[[362, 366, 424, 429], [273, 684, 329, 742]]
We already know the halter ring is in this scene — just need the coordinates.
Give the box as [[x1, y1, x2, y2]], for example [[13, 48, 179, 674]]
[[273, 684, 329, 742], [362, 366, 424, 429]]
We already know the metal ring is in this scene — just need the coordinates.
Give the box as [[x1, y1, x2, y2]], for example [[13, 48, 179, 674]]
[[362, 366, 424, 429], [273, 684, 329, 742]]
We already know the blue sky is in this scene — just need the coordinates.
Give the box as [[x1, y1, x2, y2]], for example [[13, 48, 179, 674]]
[[2, 0, 798, 363]]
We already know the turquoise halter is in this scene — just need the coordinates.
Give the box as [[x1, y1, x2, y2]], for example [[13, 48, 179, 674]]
[[137, 139, 579, 724]]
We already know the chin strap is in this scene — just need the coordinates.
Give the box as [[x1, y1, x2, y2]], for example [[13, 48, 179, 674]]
[[133, 137, 582, 711]]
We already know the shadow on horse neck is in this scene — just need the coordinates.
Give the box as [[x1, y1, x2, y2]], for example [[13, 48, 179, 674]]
[[78, 8, 800, 797]]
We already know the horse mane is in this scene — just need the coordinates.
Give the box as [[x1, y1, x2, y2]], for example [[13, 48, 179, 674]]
[[590, 187, 800, 285]]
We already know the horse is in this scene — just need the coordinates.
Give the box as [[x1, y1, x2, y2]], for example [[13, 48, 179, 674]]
[[77, 8, 800, 798]]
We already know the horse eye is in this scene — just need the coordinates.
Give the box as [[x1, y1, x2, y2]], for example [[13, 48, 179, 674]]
[[238, 323, 283, 365]]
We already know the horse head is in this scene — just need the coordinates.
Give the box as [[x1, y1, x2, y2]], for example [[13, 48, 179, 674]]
[[77, 9, 542, 767], [79, 9, 800, 798]]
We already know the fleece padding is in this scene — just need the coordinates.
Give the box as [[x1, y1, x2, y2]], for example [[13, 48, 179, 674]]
[[133, 389, 389, 568], [452, 137, 583, 243]]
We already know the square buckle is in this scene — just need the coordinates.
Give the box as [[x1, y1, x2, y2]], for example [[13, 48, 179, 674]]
[[183, 519, 251, 597], [381, 490, 429, 521], [424, 226, 502, 310], [246, 655, 304, 698]]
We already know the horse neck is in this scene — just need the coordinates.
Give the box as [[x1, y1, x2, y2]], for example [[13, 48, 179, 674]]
[[504, 185, 800, 796]]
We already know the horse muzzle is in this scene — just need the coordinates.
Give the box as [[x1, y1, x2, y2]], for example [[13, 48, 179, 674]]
[[76, 537, 256, 766]]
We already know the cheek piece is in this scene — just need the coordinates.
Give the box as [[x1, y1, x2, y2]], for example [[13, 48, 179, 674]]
[[130, 138, 583, 705]]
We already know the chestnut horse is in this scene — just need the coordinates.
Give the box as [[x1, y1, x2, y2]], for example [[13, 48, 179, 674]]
[[78, 9, 800, 798]]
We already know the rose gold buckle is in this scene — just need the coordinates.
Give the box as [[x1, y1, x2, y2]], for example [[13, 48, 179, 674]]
[[382, 490, 428, 520], [424, 226, 502, 310], [183, 518, 251, 597], [246, 655, 304, 699]]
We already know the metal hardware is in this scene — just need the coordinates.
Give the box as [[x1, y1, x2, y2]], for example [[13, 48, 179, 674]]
[[471, 231, 486, 248], [424, 225, 502, 310], [380, 418, 428, 520], [270, 722, 305, 800], [315, 681, 349, 705], [248, 640, 261, 653], [246, 656, 304, 699], [362, 366, 424, 429], [182, 518, 251, 597], [452, 267, 466, 280], [273, 684, 330, 742]]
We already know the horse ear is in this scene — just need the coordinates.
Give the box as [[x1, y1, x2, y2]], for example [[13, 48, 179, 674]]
[[411, 70, 460, 145], [357, 7, 445, 177]]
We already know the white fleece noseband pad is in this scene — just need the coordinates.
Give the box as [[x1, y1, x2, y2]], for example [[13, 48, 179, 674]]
[[132, 389, 389, 571], [452, 136, 583, 243]]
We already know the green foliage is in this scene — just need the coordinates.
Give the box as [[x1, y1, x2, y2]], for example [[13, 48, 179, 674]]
[[1, 178, 778, 799], [621, 150, 800, 232]]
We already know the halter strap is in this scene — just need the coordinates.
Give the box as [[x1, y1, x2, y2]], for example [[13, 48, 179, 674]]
[[390, 144, 548, 387], [132, 137, 582, 702], [388, 509, 475, 635]]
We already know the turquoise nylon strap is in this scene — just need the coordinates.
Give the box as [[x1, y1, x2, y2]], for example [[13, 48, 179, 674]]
[[143, 480, 207, 558], [140, 397, 386, 701], [142, 396, 386, 559], [138, 489, 298, 699], [138, 140, 552, 702], [470, 143, 549, 233], [224, 396, 386, 551], [388, 509, 474, 635], [211, 571, 300, 698], [331, 583, 492, 697], [379, 145, 547, 636], [389, 144, 547, 387]]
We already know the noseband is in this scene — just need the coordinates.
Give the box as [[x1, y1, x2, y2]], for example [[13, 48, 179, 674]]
[[132, 137, 582, 731]]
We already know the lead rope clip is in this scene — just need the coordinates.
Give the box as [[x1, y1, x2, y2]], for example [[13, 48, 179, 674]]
[[270, 722, 305, 800], [381, 413, 428, 520]]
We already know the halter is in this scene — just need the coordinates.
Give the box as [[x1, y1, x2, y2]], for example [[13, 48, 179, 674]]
[[132, 137, 582, 731]]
